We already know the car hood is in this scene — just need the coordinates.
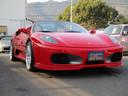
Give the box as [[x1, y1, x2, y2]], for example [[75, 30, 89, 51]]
[[45, 33, 117, 48], [33, 32, 118, 48]]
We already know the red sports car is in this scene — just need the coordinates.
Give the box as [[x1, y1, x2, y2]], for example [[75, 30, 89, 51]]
[[10, 21, 123, 71]]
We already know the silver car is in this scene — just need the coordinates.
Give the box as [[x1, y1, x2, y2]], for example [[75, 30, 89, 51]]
[[0, 36, 11, 52], [104, 24, 128, 55]]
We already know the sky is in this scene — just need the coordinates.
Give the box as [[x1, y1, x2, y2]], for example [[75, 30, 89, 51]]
[[27, 0, 67, 3]]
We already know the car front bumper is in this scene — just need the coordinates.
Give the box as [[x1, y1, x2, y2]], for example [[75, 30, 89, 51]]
[[33, 44, 123, 70]]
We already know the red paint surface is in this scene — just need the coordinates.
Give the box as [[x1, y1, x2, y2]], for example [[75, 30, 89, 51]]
[[11, 24, 123, 70]]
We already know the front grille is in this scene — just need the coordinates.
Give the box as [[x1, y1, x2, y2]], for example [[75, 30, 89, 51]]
[[111, 52, 122, 62], [106, 52, 122, 62], [51, 53, 82, 64]]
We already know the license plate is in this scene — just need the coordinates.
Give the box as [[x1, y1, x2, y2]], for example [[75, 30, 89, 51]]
[[88, 51, 104, 61]]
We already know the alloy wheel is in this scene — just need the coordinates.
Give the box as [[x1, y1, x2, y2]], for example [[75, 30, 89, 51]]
[[26, 44, 32, 70]]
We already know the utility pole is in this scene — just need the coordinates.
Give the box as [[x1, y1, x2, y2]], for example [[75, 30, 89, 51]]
[[70, 0, 73, 22]]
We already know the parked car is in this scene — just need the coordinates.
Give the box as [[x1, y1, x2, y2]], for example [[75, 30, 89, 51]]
[[0, 36, 11, 52], [0, 41, 3, 52], [104, 24, 128, 55], [10, 21, 123, 71]]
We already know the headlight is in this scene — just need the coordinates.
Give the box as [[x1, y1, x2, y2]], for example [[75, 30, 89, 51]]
[[110, 36, 118, 43], [2, 43, 5, 47], [0, 44, 2, 48], [40, 35, 58, 44]]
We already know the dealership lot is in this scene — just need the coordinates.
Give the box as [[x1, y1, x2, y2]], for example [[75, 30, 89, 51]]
[[0, 53, 128, 96]]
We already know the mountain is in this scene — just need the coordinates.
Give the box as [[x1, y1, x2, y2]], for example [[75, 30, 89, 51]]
[[27, 0, 128, 21], [105, 0, 128, 18], [27, 0, 77, 21]]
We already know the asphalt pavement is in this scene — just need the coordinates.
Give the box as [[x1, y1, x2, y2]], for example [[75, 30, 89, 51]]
[[0, 53, 128, 96]]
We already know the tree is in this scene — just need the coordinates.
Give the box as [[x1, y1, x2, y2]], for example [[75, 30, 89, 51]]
[[58, 0, 126, 29]]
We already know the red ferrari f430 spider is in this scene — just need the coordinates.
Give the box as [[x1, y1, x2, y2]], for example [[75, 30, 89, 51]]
[[10, 21, 123, 71]]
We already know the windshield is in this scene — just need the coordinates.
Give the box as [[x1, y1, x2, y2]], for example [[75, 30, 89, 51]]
[[33, 21, 88, 33], [104, 25, 122, 35]]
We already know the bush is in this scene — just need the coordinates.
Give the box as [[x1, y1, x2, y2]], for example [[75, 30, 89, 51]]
[[58, 0, 127, 29]]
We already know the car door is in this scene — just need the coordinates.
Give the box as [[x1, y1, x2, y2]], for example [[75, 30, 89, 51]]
[[13, 30, 21, 50], [120, 26, 128, 51], [19, 32, 28, 51], [14, 28, 30, 56], [18, 28, 31, 56]]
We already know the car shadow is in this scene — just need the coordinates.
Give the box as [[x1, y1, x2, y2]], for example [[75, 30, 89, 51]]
[[34, 67, 125, 79]]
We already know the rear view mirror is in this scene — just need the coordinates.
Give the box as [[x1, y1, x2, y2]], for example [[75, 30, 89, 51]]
[[16, 28, 29, 36], [18, 28, 29, 34], [90, 29, 96, 34]]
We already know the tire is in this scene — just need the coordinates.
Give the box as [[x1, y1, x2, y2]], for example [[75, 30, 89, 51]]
[[10, 43, 18, 61], [25, 41, 35, 71]]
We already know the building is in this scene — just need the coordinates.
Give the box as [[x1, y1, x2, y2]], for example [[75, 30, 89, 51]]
[[0, 0, 26, 35]]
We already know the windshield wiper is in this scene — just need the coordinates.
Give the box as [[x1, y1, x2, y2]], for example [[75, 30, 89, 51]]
[[64, 30, 80, 33], [39, 31, 53, 32]]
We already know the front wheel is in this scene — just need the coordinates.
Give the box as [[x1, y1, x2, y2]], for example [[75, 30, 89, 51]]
[[25, 41, 35, 71]]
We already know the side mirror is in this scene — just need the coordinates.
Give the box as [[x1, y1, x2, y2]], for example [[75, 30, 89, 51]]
[[18, 28, 29, 34], [90, 29, 96, 34], [16, 28, 30, 36]]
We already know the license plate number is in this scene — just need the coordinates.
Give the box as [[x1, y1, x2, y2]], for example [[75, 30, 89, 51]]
[[88, 51, 104, 61]]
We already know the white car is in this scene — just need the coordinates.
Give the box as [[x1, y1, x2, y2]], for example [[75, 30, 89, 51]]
[[0, 36, 11, 52], [0, 41, 3, 52], [104, 24, 128, 55]]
